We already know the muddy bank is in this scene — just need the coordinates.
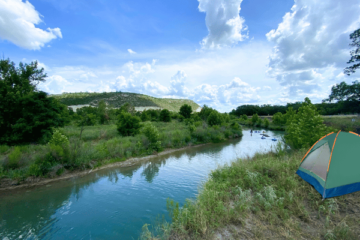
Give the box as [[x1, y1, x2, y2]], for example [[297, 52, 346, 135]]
[[0, 143, 208, 191]]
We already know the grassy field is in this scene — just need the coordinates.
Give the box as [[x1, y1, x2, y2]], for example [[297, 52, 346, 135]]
[[0, 120, 242, 184], [50, 91, 200, 112], [141, 148, 360, 239]]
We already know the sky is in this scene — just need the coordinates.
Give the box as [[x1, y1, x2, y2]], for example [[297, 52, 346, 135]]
[[1, 0, 360, 112]]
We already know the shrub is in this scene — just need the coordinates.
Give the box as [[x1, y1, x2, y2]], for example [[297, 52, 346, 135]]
[[285, 97, 333, 149], [7, 147, 21, 169], [208, 111, 223, 126], [48, 129, 70, 146], [159, 109, 171, 122], [179, 104, 192, 119], [117, 112, 142, 136], [241, 114, 248, 121], [251, 114, 259, 125], [141, 111, 151, 122], [263, 118, 270, 128], [272, 112, 285, 125], [142, 123, 160, 143]]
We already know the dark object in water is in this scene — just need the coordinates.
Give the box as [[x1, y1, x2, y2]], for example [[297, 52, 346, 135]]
[[272, 138, 277, 141], [261, 134, 270, 137]]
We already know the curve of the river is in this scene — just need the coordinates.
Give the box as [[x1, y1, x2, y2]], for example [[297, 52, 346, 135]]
[[0, 128, 284, 240]]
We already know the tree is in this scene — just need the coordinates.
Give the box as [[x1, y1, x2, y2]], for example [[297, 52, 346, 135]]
[[98, 100, 109, 124], [141, 111, 151, 122], [284, 97, 332, 150], [251, 113, 259, 125], [116, 112, 142, 136], [159, 109, 171, 122], [179, 104, 192, 119], [0, 59, 65, 145], [263, 118, 270, 128], [344, 28, 360, 75], [207, 111, 223, 126], [323, 81, 360, 103]]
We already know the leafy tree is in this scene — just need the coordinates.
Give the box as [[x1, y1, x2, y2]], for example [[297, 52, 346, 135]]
[[207, 111, 223, 126], [263, 118, 270, 128], [0, 59, 65, 145], [272, 112, 285, 125], [159, 109, 171, 122], [241, 114, 248, 121], [98, 100, 109, 124], [344, 28, 360, 75], [285, 97, 332, 150], [142, 123, 160, 143], [199, 105, 214, 120], [179, 104, 192, 119], [116, 112, 142, 136], [323, 81, 360, 103], [77, 113, 97, 126], [141, 111, 151, 122], [251, 113, 259, 125]]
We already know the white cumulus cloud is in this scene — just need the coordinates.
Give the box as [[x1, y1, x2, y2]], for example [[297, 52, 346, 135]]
[[198, 0, 248, 49], [0, 0, 62, 50], [266, 0, 360, 96], [128, 49, 136, 54]]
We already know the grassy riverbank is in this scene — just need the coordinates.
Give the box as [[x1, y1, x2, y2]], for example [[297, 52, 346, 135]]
[[0, 120, 242, 186], [141, 148, 360, 239]]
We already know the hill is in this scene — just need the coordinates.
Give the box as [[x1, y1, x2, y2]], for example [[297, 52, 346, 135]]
[[50, 92, 201, 112]]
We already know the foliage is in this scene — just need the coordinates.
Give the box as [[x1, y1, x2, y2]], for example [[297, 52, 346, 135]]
[[77, 113, 98, 126], [142, 123, 160, 143], [272, 112, 285, 125], [241, 114, 248, 120], [48, 129, 70, 146], [251, 113, 259, 125], [344, 28, 360, 75], [0, 59, 65, 145], [263, 118, 270, 128], [97, 100, 109, 124], [116, 112, 142, 136], [179, 104, 192, 119], [141, 111, 151, 122], [285, 97, 333, 149], [159, 109, 171, 122], [199, 105, 215, 120], [207, 111, 223, 126]]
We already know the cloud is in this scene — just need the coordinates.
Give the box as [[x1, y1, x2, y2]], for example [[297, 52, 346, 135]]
[[38, 75, 71, 94], [266, 0, 360, 96], [0, 0, 62, 50], [198, 0, 248, 49], [128, 49, 136, 54]]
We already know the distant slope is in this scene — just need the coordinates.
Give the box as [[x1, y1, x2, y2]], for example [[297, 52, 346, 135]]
[[50, 92, 200, 112]]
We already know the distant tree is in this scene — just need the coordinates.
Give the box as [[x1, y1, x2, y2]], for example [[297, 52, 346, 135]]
[[323, 81, 360, 103], [272, 112, 285, 125], [0, 59, 65, 145], [141, 111, 151, 122], [116, 112, 142, 136], [159, 109, 171, 122], [98, 100, 109, 124], [263, 118, 270, 128], [344, 28, 360, 75], [179, 104, 192, 119], [207, 111, 223, 126], [251, 114, 259, 125], [241, 114, 248, 121], [199, 105, 214, 120]]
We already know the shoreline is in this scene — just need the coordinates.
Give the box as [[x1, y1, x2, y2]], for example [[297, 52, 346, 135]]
[[0, 143, 209, 192]]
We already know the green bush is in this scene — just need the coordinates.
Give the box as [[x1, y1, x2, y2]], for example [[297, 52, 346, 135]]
[[272, 112, 285, 125], [7, 147, 22, 169], [251, 113, 259, 125], [241, 114, 248, 121], [48, 129, 70, 146], [208, 111, 223, 126], [264, 118, 270, 128], [117, 112, 142, 136], [142, 123, 160, 143], [0, 145, 10, 154], [159, 109, 171, 122], [141, 111, 151, 122], [179, 104, 192, 119], [285, 97, 333, 149]]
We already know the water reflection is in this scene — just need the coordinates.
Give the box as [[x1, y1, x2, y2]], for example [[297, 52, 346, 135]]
[[0, 128, 284, 240]]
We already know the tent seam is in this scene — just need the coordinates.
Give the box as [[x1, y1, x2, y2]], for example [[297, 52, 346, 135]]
[[301, 132, 334, 163], [323, 130, 341, 199], [349, 131, 360, 137]]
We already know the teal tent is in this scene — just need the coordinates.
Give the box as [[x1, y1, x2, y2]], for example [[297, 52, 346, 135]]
[[296, 131, 360, 199]]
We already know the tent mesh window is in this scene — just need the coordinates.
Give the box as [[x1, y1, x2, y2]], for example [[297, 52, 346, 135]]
[[300, 142, 331, 180]]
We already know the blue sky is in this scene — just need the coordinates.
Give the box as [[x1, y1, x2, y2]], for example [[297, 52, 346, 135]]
[[1, 0, 360, 112]]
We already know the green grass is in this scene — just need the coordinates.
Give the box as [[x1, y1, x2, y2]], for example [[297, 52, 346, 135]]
[[0, 120, 242, 182], [141, 148, 360, 239], [322, 116, 360, 132]]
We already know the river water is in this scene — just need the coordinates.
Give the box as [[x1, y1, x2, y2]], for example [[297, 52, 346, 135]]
[[0, 128, 284, 240]]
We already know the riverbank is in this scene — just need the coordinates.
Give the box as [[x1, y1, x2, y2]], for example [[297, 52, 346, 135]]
[[0, 120, 243, 190], [142, 149, 360, 239], [0, 143, 210, 191]]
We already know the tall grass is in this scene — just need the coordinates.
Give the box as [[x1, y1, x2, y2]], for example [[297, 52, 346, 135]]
[[0, 120, 242, 181], [141, 149, 360, 239]]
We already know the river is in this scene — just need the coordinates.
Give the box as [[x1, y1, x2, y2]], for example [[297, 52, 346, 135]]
[[0, 128, 284, 240]]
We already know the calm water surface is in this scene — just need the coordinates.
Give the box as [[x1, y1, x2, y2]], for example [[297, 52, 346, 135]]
[[0, 128, 284, 240]]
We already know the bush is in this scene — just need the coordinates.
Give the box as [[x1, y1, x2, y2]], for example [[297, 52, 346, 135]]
[[208, 111, 223, 126], [179, 104, 192, 119], [117, 112, 142, 136], [251, 114, 259, 125], [241, 114, 248, 121], [48, 129, 70, 146], [159, 109, 171, 122], [7, 147, 21, 169], [263, 118, 270, 128], [285, 97, 333, 149], [272, 112, 285, 125], [142, 123, 160, 144], [141, 111, 151, 122]]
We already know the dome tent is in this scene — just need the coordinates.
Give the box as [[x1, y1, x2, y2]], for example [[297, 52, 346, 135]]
[[296, 131, 360, 199]]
